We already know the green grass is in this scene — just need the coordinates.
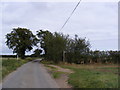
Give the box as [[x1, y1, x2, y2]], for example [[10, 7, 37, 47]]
[[60, 65, 118, 88], [1, 57, 36, 81], [96, 67, 118, 69], [2, 58, 27, 79], [52, 71, 64, 78], [0, 58, 2, 82], [40, 60, 55, 64], [44, 64, 58, 71], [39, 60, 119, 88], [44, 65, 63, 78], [43, 63, 66, 79]]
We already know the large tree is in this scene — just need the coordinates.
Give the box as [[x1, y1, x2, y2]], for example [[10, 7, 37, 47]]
[[37, 30, 69, 63], [31, 49, 42, 57], [6, 27, 38, 59], [66, 35, 90, 64], [37, 30, 53, 59]]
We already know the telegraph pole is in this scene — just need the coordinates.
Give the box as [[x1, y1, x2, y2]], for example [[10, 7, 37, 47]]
[[17, 54, 18, 60], [63, 51, 65, 62]]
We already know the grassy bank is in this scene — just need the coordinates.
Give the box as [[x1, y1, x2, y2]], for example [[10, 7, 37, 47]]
[[1, 57, 35, 81], [41, 60, 118, 88]]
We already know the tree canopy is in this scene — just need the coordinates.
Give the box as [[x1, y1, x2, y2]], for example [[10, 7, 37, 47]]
[[31, 49, 42, 57], [37, 30, 69, 63], [5, 28, 119, 64], [37, 30, 90, 63], [6, 27, 38, 59]]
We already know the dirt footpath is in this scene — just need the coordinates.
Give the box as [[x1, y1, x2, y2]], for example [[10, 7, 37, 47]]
[[43, 64, 73, 88], [48, 65, 74, 73]]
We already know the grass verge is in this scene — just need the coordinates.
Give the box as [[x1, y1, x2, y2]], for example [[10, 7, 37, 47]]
[[44, 64, 58, 71], [1, 57, 36, 80], [42, 61, 65, 79], [52, 71, 64, 79]]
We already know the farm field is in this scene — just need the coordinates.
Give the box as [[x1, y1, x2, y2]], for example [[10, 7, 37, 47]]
[[59, 64, 119, 88], [41, 61, 119, 88]]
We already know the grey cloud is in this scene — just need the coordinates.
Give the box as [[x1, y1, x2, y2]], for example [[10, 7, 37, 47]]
[[91, 38, 118, 51], [1, 2, 118, 55]]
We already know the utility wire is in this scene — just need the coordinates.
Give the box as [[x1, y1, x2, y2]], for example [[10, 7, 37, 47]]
[[59, 0, 82, 32]]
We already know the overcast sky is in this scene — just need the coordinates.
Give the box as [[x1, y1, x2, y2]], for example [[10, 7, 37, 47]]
[[0, 1, 118, 55]]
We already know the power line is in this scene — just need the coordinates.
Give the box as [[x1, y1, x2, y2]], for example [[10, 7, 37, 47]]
[[59, 0, 82, 32]]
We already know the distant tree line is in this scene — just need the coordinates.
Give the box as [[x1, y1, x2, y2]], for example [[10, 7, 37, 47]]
[[1, 55, 33, 58], [36, 30, 119, 64], [5, 27, 119, 64], [1, 55, 17, 58]]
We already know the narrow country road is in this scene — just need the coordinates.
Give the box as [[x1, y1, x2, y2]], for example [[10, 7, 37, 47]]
[[2, 59, 59, 88]]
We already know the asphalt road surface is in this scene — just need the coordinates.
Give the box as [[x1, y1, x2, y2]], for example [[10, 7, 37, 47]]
[[2, 59, 59, 88]]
